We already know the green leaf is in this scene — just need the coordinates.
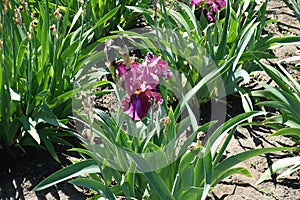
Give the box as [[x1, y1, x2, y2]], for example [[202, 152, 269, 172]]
[[267, 36, 300, 47], [207, 111, 265, 157], [270, 128, 300, 137], [240, 51, 276, 61], [144, 171, 175, 200], [33, 159, 100, 191], [175, 186, 203, 199], [39, 129, 59, 162], [176, 2, 200, 36], [16, 39, 28, 77], [67, 7, 83, 35], [258, 63, 292, 93], [213, 127, 236, 168], [277, 60, 300, 94], [232, 21, 259, 71], [174, 67, 226, 120], [92, 6, 121, 31], [213, 146, 297, 185], [168, 9, 191, 34], [40, 1, 50, 68], [180, 165, 194, 188], [193, 153, 204, 187], [19, 117, 40, 144], [216, 0, 231, 60], [70, 178, 116, 199], [278, 163, 300, 178], [177, 121, 215, 159], [68, 148, 95, 158], [126, 6, 152, 15], [256, 156, 300, 184], [212, 167, 252, 187]]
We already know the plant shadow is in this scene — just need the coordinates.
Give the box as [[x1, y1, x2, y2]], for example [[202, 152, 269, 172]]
[[0, 145, 89, 200]]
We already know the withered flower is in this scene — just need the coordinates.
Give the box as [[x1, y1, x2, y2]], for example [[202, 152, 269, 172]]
[[53, 8, 62, 21]]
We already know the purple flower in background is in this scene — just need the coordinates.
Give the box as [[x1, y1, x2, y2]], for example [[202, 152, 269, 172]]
[[206, 0, 226, 12], [190, 0, 203, 6], [190, 0, 226, 23], [202, 8, 216, 23], [118, 53, 172, 120]]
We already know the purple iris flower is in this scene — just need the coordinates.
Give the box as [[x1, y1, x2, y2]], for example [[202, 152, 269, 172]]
[[202, 8, 216, 23], [190, 0, 203, 6], [118, 53, 172, 120], [190, 0, 226, 23], [206, 0, 226, 12]]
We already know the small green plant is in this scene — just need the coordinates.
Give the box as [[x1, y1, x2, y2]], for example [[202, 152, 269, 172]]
[[252, 60, 300, 134], [251, 60, 300, 184]]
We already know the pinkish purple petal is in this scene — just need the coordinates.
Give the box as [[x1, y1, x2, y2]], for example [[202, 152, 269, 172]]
[[122, 64, 144, 95], [217, 0, 226, 8], [190, 0, 203, 6], [150, 91, 163, 105], [115, 62, 127, 77], [202, 8, 216, 23], [206, 0, 226, 12], [121, 92, 152, 120], [210, 2, 219, 12], [144, 53, 173, 81]]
